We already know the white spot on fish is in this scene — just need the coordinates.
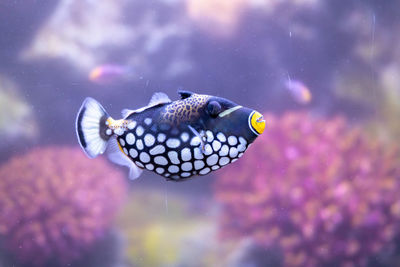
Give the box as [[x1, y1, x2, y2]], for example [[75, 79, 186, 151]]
[[168, 165, 179, 173], [157, 133, 166, 143], [135, 161, 144, 168], [199, 167, 211, 175], [219, 157, 230, 166], [144, 118, 152, 125], [206, 131, 214, 142], [123, 148, 128, 155], [206, 154, 219, 166], [237, 143, 246, 152], [126, 133, 135, 145], [145, 164, 154, 170], [144, 133, 155, 147], [129, 148, 138, 158], [181, 172, 191, 177], [181, 132, 189, 142], [228, 136, 238, 146], [127, 121, 137, 130], [168, 151, 180, 164], [106, 129, 112, 135], [119, 138, 125, 147], [194, 160, 205, 170], [156, 167, 165, 174], [136, 139, 144, 150], [154, 156, 168, 165], [136, 126, 144, 136], [114, 128, 124, 136], [212, 140, 221, 151], [204, 144, 213, 156], [211, 165, 220, 170], [181, 148, 192, 161], [149, 145, 165, 155], [139, 152, 150, 163], [194, 147, 204, 159], [181, 162, 193, 172], [190, 136, 201, 147], [229, 147, 238, 158], [217, 132, 226, 142], [239, 136, 247, 145], [219, 145, 229, 156], [238, 152, 244, 158], [166, 138, 181, 149]]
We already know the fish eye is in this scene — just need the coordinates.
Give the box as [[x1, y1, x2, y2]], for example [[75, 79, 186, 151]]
[[207, 101, 221, 117]]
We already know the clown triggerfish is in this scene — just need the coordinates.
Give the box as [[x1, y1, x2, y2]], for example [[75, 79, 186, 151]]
[[76, 91, 265, 181]]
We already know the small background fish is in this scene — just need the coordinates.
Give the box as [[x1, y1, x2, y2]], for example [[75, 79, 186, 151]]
[[284, 79, 312, 105], [89, 64, 133, 84]]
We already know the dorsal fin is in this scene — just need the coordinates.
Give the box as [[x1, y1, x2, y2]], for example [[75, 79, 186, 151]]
[[149, 92, 171, 106], [121, 108, 136, 118], [121, 92, 171, 118], [178, 90, 194, 99]]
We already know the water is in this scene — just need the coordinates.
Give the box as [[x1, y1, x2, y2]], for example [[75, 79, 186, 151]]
[[1, 1, 400, 266]]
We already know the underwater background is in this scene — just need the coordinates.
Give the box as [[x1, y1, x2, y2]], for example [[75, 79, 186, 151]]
[[1, 0, 400, 266]]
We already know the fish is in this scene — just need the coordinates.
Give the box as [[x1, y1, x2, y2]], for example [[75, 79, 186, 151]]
[[284, 79, 312, 104], [75, 91, 265, 181], [88, 64, 131, 84]]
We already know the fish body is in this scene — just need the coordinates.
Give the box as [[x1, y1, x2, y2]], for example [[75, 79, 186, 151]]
[[76, 91, 265, 181]]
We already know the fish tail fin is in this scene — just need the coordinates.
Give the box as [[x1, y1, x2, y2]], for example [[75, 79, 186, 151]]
[[76, 97, 112, 158]]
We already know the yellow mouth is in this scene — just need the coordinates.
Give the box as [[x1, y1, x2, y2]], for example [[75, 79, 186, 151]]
[[250, 111, 265, 135]]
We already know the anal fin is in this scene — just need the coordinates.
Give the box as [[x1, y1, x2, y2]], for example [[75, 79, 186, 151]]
[[107, 137, 143, 179]]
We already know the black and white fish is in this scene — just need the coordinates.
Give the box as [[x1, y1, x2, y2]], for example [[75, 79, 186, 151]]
[[75, 91, 265, 181]]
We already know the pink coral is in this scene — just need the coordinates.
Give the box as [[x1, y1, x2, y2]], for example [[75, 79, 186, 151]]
[[0, 146, 127, 266], [214, 112, 400, 267]]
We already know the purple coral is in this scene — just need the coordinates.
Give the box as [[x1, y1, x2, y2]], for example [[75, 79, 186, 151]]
[[214, 112, 400, 267], [0, 146, 127, 266]]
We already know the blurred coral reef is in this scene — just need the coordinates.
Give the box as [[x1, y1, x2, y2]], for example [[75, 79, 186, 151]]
[[21, 0, 132, 71], [0, 146, 127, 266], [0, 75, 38, 148], [215, 112, 400, 267]]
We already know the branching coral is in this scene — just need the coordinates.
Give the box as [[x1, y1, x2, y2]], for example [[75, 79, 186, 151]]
[[0, 146, 127, 266], [215, 112, 400, 267]]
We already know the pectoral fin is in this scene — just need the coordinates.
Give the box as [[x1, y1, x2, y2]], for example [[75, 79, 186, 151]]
[[188, 125, 206, 154]]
